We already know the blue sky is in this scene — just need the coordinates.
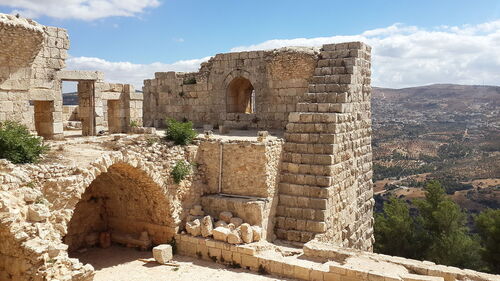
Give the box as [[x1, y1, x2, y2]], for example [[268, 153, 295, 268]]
[[1, 0, 500, 89]]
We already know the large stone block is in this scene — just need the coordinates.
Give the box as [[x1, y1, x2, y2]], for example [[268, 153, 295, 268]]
[[152, 244, 173, 264]]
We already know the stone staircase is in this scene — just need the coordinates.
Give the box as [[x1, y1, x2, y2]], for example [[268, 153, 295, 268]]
[[274, 42, 374, 248]]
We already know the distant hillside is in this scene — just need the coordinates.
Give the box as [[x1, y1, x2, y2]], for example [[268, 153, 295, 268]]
[[63, 92, 78, 105], [372, 84, 500, 111]]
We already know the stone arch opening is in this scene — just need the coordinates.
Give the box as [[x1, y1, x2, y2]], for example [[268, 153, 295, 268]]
[[226, 77, 255, 113], [63, 163, 175, 256]]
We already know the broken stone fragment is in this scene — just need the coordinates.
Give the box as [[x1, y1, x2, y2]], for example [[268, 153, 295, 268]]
[[251, 225, 262, 242], [212, 226, 231, 242], [227, 223, 236, 231], [214, 220, 227, 228], [227, 230, 242, 244], [219, 211, 233, 223], [48, 243, 68, 258], [229, 217, 243, 227], [189, 205, 205, 216], [201, 215, 213, 237], [186, 219, 201, 236], [152, 244, 173, 265], [27, 204, 50, 222], [240, 223, 253, 243]]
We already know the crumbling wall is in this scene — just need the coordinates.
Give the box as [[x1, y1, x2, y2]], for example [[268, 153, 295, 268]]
[[143, 48, 318, 129], [0, 137, 203, 280], [0, 14, 69, 138]]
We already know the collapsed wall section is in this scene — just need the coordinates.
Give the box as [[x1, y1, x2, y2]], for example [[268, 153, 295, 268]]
[[0, 14, 69, 138]]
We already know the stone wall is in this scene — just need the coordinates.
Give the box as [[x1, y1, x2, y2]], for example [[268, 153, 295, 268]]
[[275, 42, 374, 250], [0, 14, 69, 138], [0, 136, 202, 280], [62, 105, 79, 122], [143, 47, 318, 129], [0, 14, 143, 138]]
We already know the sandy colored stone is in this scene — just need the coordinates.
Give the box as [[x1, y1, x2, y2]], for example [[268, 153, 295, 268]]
[[219, 211, 233, 223], [152, 244, 173, 264], [230, 217, 243, 227], [201, 215, 213, 237], [212, 227, 231, 242], [240, 223, 253, 243], [251, 225, 262, 242], [215, 220, 228, 228], [186, 219, 201, 236], [227, 230, 243, 245]]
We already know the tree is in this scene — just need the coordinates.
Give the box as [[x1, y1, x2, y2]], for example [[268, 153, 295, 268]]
[[374, 180, 484, 271], [375, 197, 416, 257], [414, 181, 482, 270], [475, 209, 500, 273]]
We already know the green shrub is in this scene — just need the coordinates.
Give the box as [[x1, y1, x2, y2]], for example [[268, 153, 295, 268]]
[[0, 121, 48, 164], [164, 118, 197, 145], [171, 160, 191, 184], [130, 120, 139, 128]]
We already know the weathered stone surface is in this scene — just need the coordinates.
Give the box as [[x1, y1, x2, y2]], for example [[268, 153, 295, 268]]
[[190, 205, 205, 216], [152, 244, 173, 264], [214, 220, 227, 228], [201, 215, 213, 237], [251, 225, 262, 242], [229, 217, 243, 227], [186, 219, 201, 236], [212, 227, 231, 242], [240, 223, 253, 243], [219, 211, 233, 223], [27, 204, 50, 222], [227, 230, 243, 245]]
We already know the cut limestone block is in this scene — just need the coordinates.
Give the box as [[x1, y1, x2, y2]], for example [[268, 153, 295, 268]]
[[219, 211, 233, 223], [251, 226, 262, 242], [201, 215, 213, 237], [215, 220, 228, 228], [153, 244, 173, 264], [186, 219, 201, 236], [230, 217, 243, 227], [227, 230, 242, 244], [240, 223, 253, 243], [212, 227, 231, 242]]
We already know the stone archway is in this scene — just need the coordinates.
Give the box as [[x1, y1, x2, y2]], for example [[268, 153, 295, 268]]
[[226, 77, 255, 113], [63, 162, 176, 253]]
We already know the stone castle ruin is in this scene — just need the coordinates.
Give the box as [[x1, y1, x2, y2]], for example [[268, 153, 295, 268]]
[[0, 13, 498, 281]]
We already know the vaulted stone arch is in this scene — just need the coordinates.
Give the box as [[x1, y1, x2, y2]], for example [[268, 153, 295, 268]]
[[63, 162, 177, 252]]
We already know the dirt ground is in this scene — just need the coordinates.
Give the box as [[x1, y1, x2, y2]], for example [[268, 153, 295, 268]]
[[73, 246, 296, 281]]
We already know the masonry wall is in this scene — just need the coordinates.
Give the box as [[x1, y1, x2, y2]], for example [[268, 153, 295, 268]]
[[143, 47, 318, 129], [0, 14, 69, 138]]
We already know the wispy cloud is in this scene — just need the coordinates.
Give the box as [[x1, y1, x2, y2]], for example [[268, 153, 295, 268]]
[[67, 20, 500, 89], [173, 38, 185, 43], [67, 56, 211, 90], [0, 0, 160, 21]]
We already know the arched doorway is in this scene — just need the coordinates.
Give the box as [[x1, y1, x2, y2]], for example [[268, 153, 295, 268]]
[[63, 163, 174, 255], [226, 77, 255, 113]]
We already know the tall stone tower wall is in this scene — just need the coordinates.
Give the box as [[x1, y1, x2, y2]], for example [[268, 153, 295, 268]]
[[275, 42, 374, 250]]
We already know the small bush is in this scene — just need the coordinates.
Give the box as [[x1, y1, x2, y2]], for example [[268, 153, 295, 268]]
[[0, 121, 48, 164], [130, 120, 139, 128], [171, 160, 191, 184], [164, 118, 197, 145]]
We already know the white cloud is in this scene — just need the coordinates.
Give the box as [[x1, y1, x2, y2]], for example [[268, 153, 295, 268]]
[[66, 56, 211, 90], [67, 20, 500, 89], [173, 38, 185, 43], [1, 0, 160, 20], [230, 21, 500, 88]]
